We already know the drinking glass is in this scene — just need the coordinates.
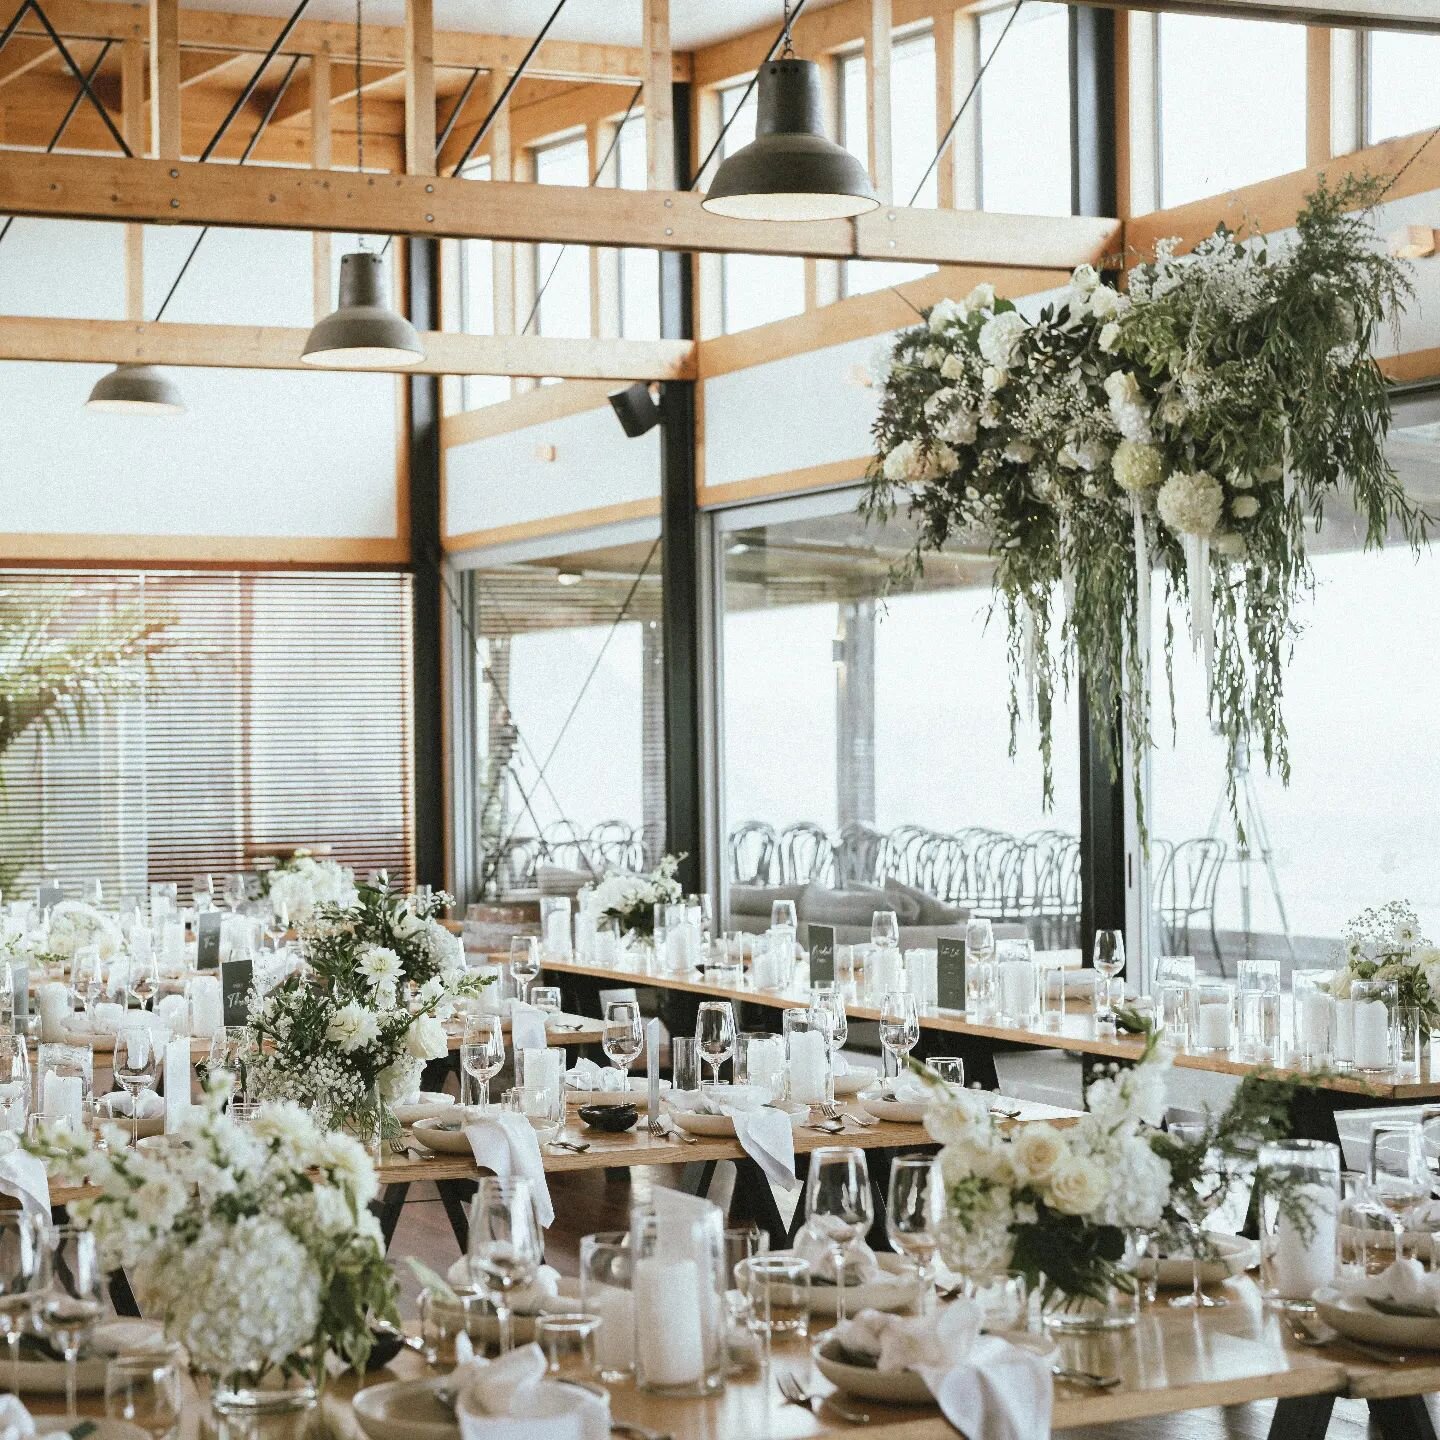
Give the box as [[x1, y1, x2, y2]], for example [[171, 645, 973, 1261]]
[[69, 947, 103, 1022], [578, 1232, 634, 1381], [105, 1343, 184, 1440], [191, 875, 215, 912], [221, 874, 247, 914], [539, 897, 572, 959], [878, 990, 919, 1078], [535, 1313, 600, 1382], [509, 936, 542, 1007], [770, 899, 798, 932], [467, 1177, 544, 1355], [870, 910, 900, 951], [736, 1255, 810, 1342], [1369, 1122, 1431, 1263], [114, 1024, 163, 1147], [264, 902, 290, 953], [504, 1084, 564, 1147], [1237, 958, 1282, 1063], [529, 986, 563, 1016], [671, 1035, 699, 1093], [602, 999, 643, 1084], [38, 1225, 102, 1417], [964, 919, 996, 1019], [887, 1155, 943, 1314], [461, 1015, 505, 1110], [996, 938, 1038, 1026], [805, 1146, 873, 1326], [1166, 1122, 1230, 1310], [695, 1000, 736, 1088], [206, 1025, 248, 1103], [809, 983, 848, 1054], [1093, 930, 1125, 1023], [929, 1056, 965, 1088], [0, 1213, 42, 1395], [129, 952, 160, 1012]]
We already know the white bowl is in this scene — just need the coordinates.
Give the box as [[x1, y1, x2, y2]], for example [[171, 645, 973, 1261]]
[[412, 1116, 475, 1154], [352, 1377, 459, 1440], [1140, 1233, 1258, 1288], [393, 1092, 456, 1126], [1314, 1287, 1440, 1351], [665, 1100, 807, 1138], [811, 1339, 933, 1405], [832, 1065, 879, 1098], [854, 1091, 927, 1124], [768, 1251, 918, 1315]]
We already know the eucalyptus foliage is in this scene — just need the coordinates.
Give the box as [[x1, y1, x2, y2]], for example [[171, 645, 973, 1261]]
[[865, 178, 1428, 833]]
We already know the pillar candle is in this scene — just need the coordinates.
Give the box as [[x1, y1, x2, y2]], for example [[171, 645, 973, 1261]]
[[591, 1285, 635, 1372], [1353, 999, 1391, 1070], [1196, 1002, 1232, 1050], [155, 993, 190, 1037], [36, 983, 69, 1043], [787, 1029, 829, 1105], [545, 909, 571, 957], [188, 975, 223, 1039], [522, 1047, 562, 1104], [162, 921, 186, 967], [633, 1257, 705, 1386], [575, 912, 596, 962], [1270, 1181, 1338, 1300], [42, 1072, 82, 1130], [164, 1036, 193, 1134], [646, 1017, 661, 1125], [746, 1036, 786, 1101], [1297, 991, 1332, 1049], [998, 959, 1036, 1020]]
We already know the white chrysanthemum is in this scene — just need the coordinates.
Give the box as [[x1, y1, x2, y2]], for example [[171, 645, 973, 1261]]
[[1112, 440, 1163, 493], [358, 945, 403, 991], [977, 311, 1027, 370], [1231, 495, 1260, 520], [1156, 469, 1224, 538], [326, 1002, 379, 1053]]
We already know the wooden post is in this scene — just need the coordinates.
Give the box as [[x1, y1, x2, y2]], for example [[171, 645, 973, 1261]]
[[934, 7, 978, 210], [405, 0, 435, 177], [643, 0, 675, 191], [590, 118, 621, 337], [310, 51, 332, 321], [147, 0, 180, 159], [121, 38, 146, 320], [865, 0, 893, 203], [1306, 26, 1333, 165]]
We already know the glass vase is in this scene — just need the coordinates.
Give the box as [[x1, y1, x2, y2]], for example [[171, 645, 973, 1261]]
[[209, 1365, 318, 1420], [1350, 980, 1396, 1074], [1043, 1280, 1139, 1333], [1257, 1138, 1340, 1312]]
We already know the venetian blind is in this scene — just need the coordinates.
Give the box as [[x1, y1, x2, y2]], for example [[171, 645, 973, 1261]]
[[0, 569, 414, 903]]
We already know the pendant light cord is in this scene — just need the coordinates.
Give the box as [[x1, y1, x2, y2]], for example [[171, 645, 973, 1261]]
[[354, 0, 364, 178], [780, 0, 795, 59]]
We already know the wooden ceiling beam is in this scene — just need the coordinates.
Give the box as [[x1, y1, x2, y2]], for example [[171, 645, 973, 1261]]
[[266, 60, 401, 128], [178, 49, 254, 89], [0, 314, 698, 380], [0, 150, 1120, 268], [0, 36, 59, 91]]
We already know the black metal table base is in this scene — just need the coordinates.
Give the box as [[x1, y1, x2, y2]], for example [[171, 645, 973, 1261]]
[[1270, 1393, 1438, 1440]]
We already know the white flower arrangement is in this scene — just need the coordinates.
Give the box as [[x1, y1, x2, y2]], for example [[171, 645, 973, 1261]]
[[28, 1087, 397, 1385], [43, 901, 121, 960], [260, 849, 355, 924], [591, 853, 684, 939], [1329, 900, 1440, 1027]]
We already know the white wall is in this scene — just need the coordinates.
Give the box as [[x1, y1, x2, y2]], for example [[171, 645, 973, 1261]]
[[445, 402, 660, 539]]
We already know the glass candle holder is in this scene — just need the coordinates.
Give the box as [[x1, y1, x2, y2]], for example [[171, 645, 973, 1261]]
[[1258, 1138, 1340, 1312], [539, 896, 572, 959], [1191, 982, 1233, 1054], [781, 1008, 833, 1107], [1350, 980, 1396, 1074], [630, 1200, 726, 1397], [1291, 969, 1335, 1070], [1237, 958, 1282, 1063], [579, 1232, 634, 1381], [995, 940, 1037, 1027]]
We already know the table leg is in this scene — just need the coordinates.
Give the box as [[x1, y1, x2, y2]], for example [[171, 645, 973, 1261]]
[[1369, 1396, 1439, 1440], [680, 1160, 718, 1200], [437, 1178, 476, 1253], [373, 1182, 410, 1251], [728, 1158, 791, 1250], [107, 1268, 141, 1318], [1266, 1394, 1335, 1440]]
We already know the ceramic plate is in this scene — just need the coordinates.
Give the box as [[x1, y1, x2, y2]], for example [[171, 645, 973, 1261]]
[[832, 1065, 879, 1098], [1314, 1288, 1440, 1350], [665, 1100, 807, 1137], [37, 1421, 149, 1440], [1140, 1233, 1259, 1288], [96, 1102, 164, 1138], [392, 1092, 456, 1126], [352, 1377, 459, 1440], [411, 1117, 475, 1155], [17, 1320, 165, 1396], [767, 1251, 918, 1315], [811, 1340, 933, 1405], [854, 1091, 927, 1124]]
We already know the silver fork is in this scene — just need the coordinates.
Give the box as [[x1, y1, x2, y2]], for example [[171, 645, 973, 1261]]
[[1051, 1365, 1122, 1390], [549, 1138, 590, 1154], [388, 1137, 421, 1158], [1286, 1313, 1408, 1365], [648, 1116, 697, 1145], [777, 1369, 870, 1424]]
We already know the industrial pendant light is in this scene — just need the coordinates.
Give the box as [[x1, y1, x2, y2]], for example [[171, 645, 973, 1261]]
[[702, 2, 878, 222], [301, 0, 423, 368], [84, 364, 186, 415]]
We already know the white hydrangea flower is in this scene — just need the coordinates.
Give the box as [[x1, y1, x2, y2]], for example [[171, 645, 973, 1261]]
[[1112, 439, 1163, 493], [1156, 469, 1224, 538], [977, 311, 1027, 370], [1231, 495, 1260, 520]]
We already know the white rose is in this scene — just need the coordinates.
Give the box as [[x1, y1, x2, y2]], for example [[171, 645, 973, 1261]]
[[1089, 285, 1125, 319], [1098, 321, 1121, 353], [927, 298, 965, 333], [1011, 1124, 1069, 1185], [937, 410, 978, 447], [404, 1014, 449, 1062], [982, 365, 1008, 392], [1070, 263, 1099, 295], [964, 282, 995, 313], [977, 311, 1027, 370], [1047, 1156, 1108, 1216], [939, 353, 966, 381], [1231, 495, 1260, 520]]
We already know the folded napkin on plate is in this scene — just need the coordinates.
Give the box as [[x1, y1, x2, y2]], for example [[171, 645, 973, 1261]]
[[464, 1111, 555, 1228], [510, 1002, 548, 1054], [834, 1302, 1052, 1440], [453, 1337, 608, 1440], [875, 1072, 931, 1103], [664, 1086, 796, 1189], [1344, 1258, 1440, 1315], [444, 1260, 561, 1313], [100, 1089, 165, 1118], [0, 1134, 48, 1219], [562, 1058, 627, 1092], [794, 1218, 881, 1286]]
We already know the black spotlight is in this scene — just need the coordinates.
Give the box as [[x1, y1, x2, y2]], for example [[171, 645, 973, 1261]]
[[608, 382, 663, 438]]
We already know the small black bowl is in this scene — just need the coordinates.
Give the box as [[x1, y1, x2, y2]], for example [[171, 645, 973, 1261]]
[[578, 1103, 639, 1133], [361, 1325, 407, 1372]]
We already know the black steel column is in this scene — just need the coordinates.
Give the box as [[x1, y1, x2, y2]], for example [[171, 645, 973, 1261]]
[[1070, 6, 1125, 951], [406, 236, 446, 889], [658, 81, 702, 897]]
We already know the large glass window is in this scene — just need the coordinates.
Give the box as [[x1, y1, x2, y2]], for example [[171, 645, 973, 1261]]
[[463, 532, 665, 898], [615, 113, 661, 340], [457, 157, 509, 411], [716, 491, 1081, 943], [839, 32, 938, 297], [532, 134, 592, 339], [978, 1, 1072, 215], [1366, 29, 1440, 146], [1140, 387, 1440, 974], [716, 80, 806, 333], [1157, 14, 1305, 207]]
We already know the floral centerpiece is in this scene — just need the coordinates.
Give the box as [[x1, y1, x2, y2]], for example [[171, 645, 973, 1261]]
[[245, 881, 487, 1137], [865, 178, 1426, 829], [29, 1086, 397, 1411], [43, 901, 120, 961], [592, 853, 684, 940], [259, 848, 355, 924], [1328, 900, 1440, 1030]]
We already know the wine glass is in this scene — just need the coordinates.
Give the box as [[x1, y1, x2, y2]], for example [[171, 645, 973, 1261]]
[[0, 1213, 42, 1395], [887, 1156, 943, 1314], [264, 901, 290, 953], [809, 983, 848, 1055], [695, 1000, 736, 1089], [461, 1015, 505, 1110], [510, 936, 541, 1007], [38, 1225, 102, 1417], [105, 1343, 184, 1440], [1093, 930, 1126, 1023], [191, 875, 215, 912], [870, 910, 900, 951], [1167, 1121, 1230, 1310], [879, 990, 920, 1079], [69, 946, 103, 1024], [467, 1177, 544, 1354], [602, 1000, 643, 1086], [806, 1146, 873, 1326], [206, 1025, 248, 1103], [114, 1024, 163, 1147], [222, 874, 247, 915], [1369, 1122, 1432, 1263], [770, 899, 797, 932], [129, 952, 160, 1012]]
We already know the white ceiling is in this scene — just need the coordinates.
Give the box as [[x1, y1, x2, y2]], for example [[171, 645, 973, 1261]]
[[115, 0, 848, 50]]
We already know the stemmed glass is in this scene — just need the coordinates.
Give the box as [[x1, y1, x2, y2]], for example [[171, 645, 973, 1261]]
[[695, 1001, 736, 1089], [870, 910, 900, 952], [887, 1156, 943, 1314], [809, 983, 848, 1058], [206, 1026, 248, 1103], [770, 899, 797, 932], [105, 1343, 184, 1440], [461, 1015, 505, 1110], [222, 875, 247, 915], [114, 1024, 163, 1147], [1167, 1122, 1230, 1310], [129, 952, 160, 1012], [0, 1213, 43, 1395], [264, 901, 290, 954], [602, 1000, 643, 1088], [1093, 930, 1126, 1023], [806, 1146, 873, 1326], [879, 990, 920, 1079], [467, 1177, 544, 1355], [1369, 1122, 1432, 1263], [38, 1225, 102, 1418], [509, 937, 541, 1007], [69, 947, 103, 1025]]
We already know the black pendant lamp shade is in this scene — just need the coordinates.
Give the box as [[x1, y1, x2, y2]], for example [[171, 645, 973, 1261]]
[[702, 58, 879, 222], [84, 364, 186, 415], [301, 251, 424, 368]]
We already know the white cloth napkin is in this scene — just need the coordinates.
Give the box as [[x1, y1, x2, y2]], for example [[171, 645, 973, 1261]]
[[1344, 1258, 1440, 1314], [445, 1259, 561, 1313], [0, 1134, 48, 1219], [464, 1111, 555, 1228], [664, 1086, 797, 1189], [453, 1339, 609, 1440], [510, 1002, 547, 1054], [794, 1218, 881, 1285], [563, 1058, 627, 1091], [101, 1088, 165, 1118], [877, 1072, 931, 1103], [0, 1392, 35, 1440]]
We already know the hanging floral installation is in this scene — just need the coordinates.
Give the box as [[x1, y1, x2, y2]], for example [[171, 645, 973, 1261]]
[[864, 177, 1429, 833]]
